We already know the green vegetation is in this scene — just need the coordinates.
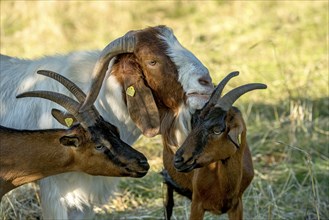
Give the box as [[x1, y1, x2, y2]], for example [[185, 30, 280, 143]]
[[1, 1, 328, 219]]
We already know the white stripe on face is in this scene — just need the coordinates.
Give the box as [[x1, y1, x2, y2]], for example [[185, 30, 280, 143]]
[[157, 27, 213, 111]]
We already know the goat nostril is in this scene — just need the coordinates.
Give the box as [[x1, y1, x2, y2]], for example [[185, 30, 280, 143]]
[[174, 156, 184, 164], [198, 76, 212, 86], [139, 159, 147, 164], [139, 159, 150, 168]]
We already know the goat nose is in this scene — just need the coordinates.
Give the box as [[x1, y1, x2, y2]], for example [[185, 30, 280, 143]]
[[174, 155, 184, 167], [198, 75, 212, 86], [139, 159, 150, 169]]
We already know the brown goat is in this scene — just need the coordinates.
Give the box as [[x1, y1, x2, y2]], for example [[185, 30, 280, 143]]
[[0, 70, 149, 200], [163, 71, 266, 219]]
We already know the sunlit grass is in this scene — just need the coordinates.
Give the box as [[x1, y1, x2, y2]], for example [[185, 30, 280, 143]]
[[0, 1, 328, 219]]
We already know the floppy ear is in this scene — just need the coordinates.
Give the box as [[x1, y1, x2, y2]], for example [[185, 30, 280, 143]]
[[51, 108, 78, 128], [123, 73, 160, 137]]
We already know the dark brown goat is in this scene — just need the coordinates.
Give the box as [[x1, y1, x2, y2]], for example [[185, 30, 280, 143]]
[[163, 72, 266, 219]]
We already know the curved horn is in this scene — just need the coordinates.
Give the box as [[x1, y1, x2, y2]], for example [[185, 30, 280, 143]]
[[37, 70, 86, 102], [79, 32, 137, 112], [37, 70, 101, 118], [207, 71, 239, 106], [199, 71, 239, 117], [16, 91, 97, 127], [216, 83, 267, 111]]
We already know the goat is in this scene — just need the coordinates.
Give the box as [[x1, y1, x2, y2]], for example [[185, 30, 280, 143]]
[[0, 25, 213, 218], [0, 70, 149, 200], [162, 71, 267, 219]]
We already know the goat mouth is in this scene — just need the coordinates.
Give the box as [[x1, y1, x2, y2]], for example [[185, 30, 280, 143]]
[[186, 92, 211, 99], [124, 167, 149, 178], [175, 160, 199, 173], [134, 170, 148, 177]]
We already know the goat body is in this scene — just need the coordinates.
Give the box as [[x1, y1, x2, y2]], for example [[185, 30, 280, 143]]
[[0, 25, 213, 218], [0, 70, 149, 201], [162, 108, 253, 219], [164, 73, 266, 219], [0, 120, 149, 200], [162, 108, 254, 219], [189, 108, 253, 219]]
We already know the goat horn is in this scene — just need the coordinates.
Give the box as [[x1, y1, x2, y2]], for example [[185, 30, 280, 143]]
[[37, 70, 86, 103], [215, 83, 267, 111], [199, 71, 239, 117], [208, 71, 239, 105], [16, 91, 97, 128], [79, 32, 137, 112], [37, 70, 101, 118]]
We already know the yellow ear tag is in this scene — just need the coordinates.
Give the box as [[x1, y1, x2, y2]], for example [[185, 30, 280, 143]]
[[65, 118, 74, 127], [126, 86, 135, 97]]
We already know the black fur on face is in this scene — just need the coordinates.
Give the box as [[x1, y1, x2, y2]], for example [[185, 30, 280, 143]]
[[88, 116, 145, 167], [191, 107, 227, 156]]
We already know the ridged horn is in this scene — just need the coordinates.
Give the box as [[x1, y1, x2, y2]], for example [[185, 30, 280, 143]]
[[16, 91, 97, 128], [79, 32, 137, 112], [208, 71, 239, 106], [199, 71, 239, 117], [37, 70, 86, 103], [216, 83, 267, 111]]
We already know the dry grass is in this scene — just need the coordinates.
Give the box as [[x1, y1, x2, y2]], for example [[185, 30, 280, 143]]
[[1, 1, 328, 219]]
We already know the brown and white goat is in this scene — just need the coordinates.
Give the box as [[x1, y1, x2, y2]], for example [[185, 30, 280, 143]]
[[0, 70, 149, 200], [163, 71, 267, 219], [1, 25, 213, 218]]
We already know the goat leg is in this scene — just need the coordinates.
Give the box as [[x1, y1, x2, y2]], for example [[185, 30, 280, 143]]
[[164, 183, 174, 220], [190, 199, 205, 220], [228, 197, 243, 220]]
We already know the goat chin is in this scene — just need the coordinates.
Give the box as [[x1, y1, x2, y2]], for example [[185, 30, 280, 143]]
[[187, 95, 210, 112]]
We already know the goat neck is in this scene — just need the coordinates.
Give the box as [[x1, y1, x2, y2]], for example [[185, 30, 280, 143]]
[[0, 127, 79, 188]]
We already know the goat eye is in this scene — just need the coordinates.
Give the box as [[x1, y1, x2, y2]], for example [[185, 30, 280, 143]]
[[95, 145, 105, 151], [213, 127, 222, 135], [148, 60, 157, 66]]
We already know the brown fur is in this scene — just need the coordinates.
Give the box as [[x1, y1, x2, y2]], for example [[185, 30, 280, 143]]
[[0, 119, 149, 200], [110, 27, 185, 137], [174, 108, 254, 220]]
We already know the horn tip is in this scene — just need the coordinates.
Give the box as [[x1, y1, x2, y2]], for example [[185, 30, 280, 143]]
[[260, 83, 267, 89], [37, 69, 58, 76], [16, 92, 31, 99], [230, 71, 240, 76], [16, 94, 24, 99], [37, 70, 48, 75]]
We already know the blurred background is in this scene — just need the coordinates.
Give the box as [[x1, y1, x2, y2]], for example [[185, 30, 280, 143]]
[[1, 1, 328, 219]]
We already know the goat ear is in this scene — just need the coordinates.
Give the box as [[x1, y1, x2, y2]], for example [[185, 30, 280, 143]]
[[51, 108, 77, 128], [59, 135, 81, 147], [228, 127, 242, 147], [227, 109, 244, 146], [123, 75, 160, 138]]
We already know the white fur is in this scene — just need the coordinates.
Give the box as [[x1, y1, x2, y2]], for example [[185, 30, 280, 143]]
[[158, 28, 213, 110], [0, 27, 212, 219]]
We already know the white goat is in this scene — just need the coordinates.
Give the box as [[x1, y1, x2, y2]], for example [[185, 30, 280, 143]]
[[0, 25, 213, 219]]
